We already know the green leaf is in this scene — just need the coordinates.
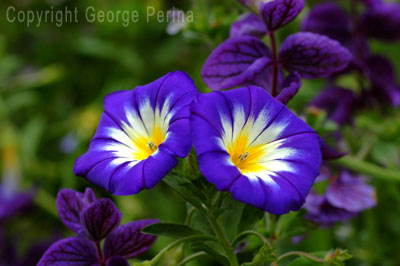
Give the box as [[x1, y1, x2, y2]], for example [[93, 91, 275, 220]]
[[276, 211, 310, 238], [190, 242, 230, 266], [242, 244, 277, 266], [142, 223, 202, 239], [163, 174, 206, 211], [237, 205, 265, 233]]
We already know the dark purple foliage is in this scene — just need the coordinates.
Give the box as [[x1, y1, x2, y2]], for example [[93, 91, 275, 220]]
[[201, 36, 272, 90], [365, 55, 400, 107], [230, 13, 267, 38], [309, 87, 357, 125], [56, 188, 97, 236], [260, 0, 305, 31], [104, 220, 158, 259], [276, 72, 302, 104], [41, 188, 158, 265], [106, 256, 130, 266], [0, 189, 34, 222], [38, 237, 99, 266], [361, 3, 400, 41], [300, 3, 351, 45], [80, 198, 122, 241], [279, 32, 352, 78]]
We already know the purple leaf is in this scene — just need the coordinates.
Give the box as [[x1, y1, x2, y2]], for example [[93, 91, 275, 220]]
[[104, 219, 158, 259], [37, 237, 100, 266], [230, 13, 267, 38], [361, 3, 400, 41], [202, 36, 272, 90], [300, 3, 351, 45], [276, 72, 301, 105], [309, 86, 357, 125], [56, 188, 97, 236], [106, 256, 129, 266], [320, 139, 346, 160], [279, 32, 352, 78], [365, 55, 400, 107], [260, 0, 305, 31], [80, 198, 122, 241]]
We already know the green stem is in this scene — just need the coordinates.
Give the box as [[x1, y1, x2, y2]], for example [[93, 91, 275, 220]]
[[277, 251, 324, 263], [232, 230, 272, 249], [333, 156, 400, 182], [176, 252, 207, 266], [150, 235, 216, 265], [207, 214, 239, 266]]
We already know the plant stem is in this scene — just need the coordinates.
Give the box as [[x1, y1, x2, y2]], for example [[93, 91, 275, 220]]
[[233, 230, 272, 249], [150, 235, 216, 265], [176, 252, 207, 266], [207, 213, 239, 266], [277, 251, 325, 263], [333, 156, 400, 182], [95, 241, 105, 266], [269, 32, 279, 97]]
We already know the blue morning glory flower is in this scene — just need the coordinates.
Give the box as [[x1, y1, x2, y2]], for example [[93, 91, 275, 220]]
[[74, 71, 197, 195], [190, 86, 322, 214]]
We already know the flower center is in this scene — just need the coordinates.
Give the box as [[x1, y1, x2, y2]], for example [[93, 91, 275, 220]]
[[226, 133, 267, 175]]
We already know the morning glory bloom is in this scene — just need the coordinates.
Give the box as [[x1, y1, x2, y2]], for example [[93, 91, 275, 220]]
[[304, 171, 377, 226], [74, 71, 197, 195], [191, 86, 322, 214]]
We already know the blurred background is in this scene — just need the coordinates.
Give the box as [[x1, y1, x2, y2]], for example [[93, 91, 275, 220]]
[[0, 0, 399, 265]]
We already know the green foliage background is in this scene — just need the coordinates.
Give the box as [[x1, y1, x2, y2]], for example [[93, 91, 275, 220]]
[[0, 0, 399, 265]]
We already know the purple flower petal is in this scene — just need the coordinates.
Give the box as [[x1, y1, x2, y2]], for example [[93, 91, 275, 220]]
[[309, 86, 357, 125], [326, 172, 376, 213], [104, 219, 158, 259], [191, 86, 322, 214], [276, 72, 302, 105], [365, 55, 400, 107], [300, 3, 351, 45], [0, 189, 34, 222], [279, 32, 352, 78], [80, 198, 122, 241], [74, 71, 197, 195], [201, 36, 272, 90], [304, 192, 356, 226], [230, 13, 267, 38], [260, 0, 305, 31], [106, 256, 129, 266], [37, 237, 100, 266], [56, 188, 97, 236], [361, 3, 400, 41]]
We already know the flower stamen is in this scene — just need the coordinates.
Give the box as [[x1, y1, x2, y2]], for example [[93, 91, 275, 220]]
[[148, 141, 158, 152], [239, 152, 249, 161]]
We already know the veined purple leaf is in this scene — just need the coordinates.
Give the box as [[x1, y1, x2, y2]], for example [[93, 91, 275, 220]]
[[202, 36, 272, 90], [230, 13, 267, 38], [260, 0, 305, 31], [56, 188, 97, 236], [365, 55, 400, 107], [104, 219, 158, 259], [276, 72, 301, 105], [300, 3, 351, 45], [279, 32, 352, 78], [106, 256, 129, 266], [80, 198, 122, 241], [361, 3, 400, 41], [309, 86, 356, 125], [37, 237, 99, 266]]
